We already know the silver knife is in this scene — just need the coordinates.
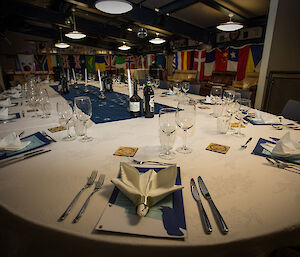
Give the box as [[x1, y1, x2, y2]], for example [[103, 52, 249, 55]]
[[190, 178, 212, 234], [198, 176, 228, 234]]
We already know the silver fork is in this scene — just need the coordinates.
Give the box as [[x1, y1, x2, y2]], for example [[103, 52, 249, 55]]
[[266, 158, 300, 174], [132, 159, 175, 166], [58, 170, 98, 221], [72, 174, 105, 223], [41, 131, 57, 142], [241, 137, 252, 149]]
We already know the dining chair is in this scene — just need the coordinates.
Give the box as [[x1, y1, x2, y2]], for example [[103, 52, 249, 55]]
[[281, 99, 300, 123]]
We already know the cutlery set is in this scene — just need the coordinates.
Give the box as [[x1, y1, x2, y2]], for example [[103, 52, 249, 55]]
[[266, 157, 300, 174], [132, 159, 175, 166], [58, 170, 105, 223], [190, 177, 228, 234]]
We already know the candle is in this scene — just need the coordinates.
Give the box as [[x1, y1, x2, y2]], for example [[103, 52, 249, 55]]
[[72, 68, 76, 83], [127, 69, 132, 98], [67, 69, 70, 81], [85, 68, 87, 85], [98, 69, 103, 91]]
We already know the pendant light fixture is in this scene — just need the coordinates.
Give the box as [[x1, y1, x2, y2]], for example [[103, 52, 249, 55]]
[[95, 0, 133, 14], [137, 28, 147, 38], [55, 27, 70, 49], [65, 8, 86, 39], [118, 42, 131, 50], [149, 33, 166, 45], [216, 14, 243, 32]]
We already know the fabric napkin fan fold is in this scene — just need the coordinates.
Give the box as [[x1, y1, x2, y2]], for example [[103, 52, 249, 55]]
[[0, 132, 30, 151], [270, 132, 300, 158], [0, 108, 9, 119], [254, 110, 281, 124]]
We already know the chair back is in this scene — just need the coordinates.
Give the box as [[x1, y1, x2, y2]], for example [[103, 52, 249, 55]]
[[281, 99, 300, 122]]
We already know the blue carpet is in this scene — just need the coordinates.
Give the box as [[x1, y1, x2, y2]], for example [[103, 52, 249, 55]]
[[51, 84, 170, 124]]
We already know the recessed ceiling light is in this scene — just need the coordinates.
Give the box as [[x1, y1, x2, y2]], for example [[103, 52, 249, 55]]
[[217, 14, 244, 32], [95, 0, 133, 14]]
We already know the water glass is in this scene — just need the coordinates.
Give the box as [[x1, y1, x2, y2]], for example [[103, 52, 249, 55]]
[[210, 86, 222, 103], [217, 116, 231, 134], [159, 108, 177, 160], [38, 88, 50, 118], [234, 99, 251, 137], [74, 96, 93, 142], [57, 101, 76, 141]]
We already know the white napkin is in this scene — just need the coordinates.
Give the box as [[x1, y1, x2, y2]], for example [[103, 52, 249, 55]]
[[0, 108, 9, 119], [205, 95, 212, 103], [10, 92, 22, 98], [261, 132, 300, 158], [0, 98, 11, 107], [111, 162, 183, 217], [0, 132, 30, 151], [254, 110, 281, 124]]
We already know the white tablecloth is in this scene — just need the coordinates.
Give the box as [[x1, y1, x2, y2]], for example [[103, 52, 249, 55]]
[[0, 82, 299, 257]]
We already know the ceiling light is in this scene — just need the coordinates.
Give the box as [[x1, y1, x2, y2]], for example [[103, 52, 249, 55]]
[[149, 33, 166, 44], [55, 27, 70, 49], [118, 42, 131, 50], [137, 28, 147, 38], [95, 0, 133, 14], [217, 14, 243, 32], [127, 28, 132, 31], [154, 8, 159, 12], [65, 8, 86, 39]]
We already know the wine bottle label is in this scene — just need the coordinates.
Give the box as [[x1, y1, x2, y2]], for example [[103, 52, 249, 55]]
[[130, 102, 140, 112], [149, 95, 154, 112]]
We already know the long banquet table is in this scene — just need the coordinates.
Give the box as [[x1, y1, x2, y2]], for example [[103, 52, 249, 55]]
[[0, 82, 299, 257]]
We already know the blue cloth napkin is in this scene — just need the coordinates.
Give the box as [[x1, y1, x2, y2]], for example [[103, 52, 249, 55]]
[[109, 166, 186, 237], [244, 116, 281, 125], [252, 138, 300, 165], [0, 132, 51, 160], [51, 84, 171, 124]]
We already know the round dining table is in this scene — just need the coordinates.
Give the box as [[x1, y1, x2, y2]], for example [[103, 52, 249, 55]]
[[0, 81, 299, 257]]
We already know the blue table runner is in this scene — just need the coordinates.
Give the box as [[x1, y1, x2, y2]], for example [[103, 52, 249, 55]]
[[51, 84, 170, 124]]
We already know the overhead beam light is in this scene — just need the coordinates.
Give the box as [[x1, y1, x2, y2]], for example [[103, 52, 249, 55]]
[[95, 0, 133, 14], [216, 14, 243, 32], [118, 42, 131, 50], [149, 33, 166, 44], [65, 8, 86, 39], [55, 27, 70, 49]]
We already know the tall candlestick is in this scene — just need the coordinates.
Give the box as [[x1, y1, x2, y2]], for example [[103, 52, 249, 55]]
[[72, 68, 76, 83], [67, 69, 70, 82], [98, 69, 103, 91], [127, 69, 132, 98], [85, 68, 87, 85]]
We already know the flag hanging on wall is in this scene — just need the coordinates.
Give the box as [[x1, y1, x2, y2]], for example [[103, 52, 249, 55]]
[[105, 55, 116, 70], [95, 55, 106, 72], [172, 52, 178, 73], [73, 55, 82, 71], [115, 56, 126, 69], [62, 55, 70, 69], [245, 44, 264, 73], [193, 50, 206, 81], [34, 55, 49, 71], [18, 54, 35, 72], [125, 56, 135, 69], [215, 49, 228, 72], [85, 55, 95, 73], [156, 54, 166, 69], [204, 49, 216, 79], [146, 54, 155, 68]]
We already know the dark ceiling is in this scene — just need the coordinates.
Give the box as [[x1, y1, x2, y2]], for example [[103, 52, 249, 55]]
[[0, 0, 270, 55]]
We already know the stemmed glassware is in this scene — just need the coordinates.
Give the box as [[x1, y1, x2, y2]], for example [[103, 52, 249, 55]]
[[38, 88, 50, 118], [57, 101, 76, 141], [223, 89, 235, 104], [234, 98, 251, 137], [175, 96, 196, 154], [210, 86, 223, 103], [74, 96, 93, 142], [27, 85, 39, 117], [181, 82, 190, 94], [153, 79, 160, 91], [174, 82, 181, 95], [159, 108, 177, 160]]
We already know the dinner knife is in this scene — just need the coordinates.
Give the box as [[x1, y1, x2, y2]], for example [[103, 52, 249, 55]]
[[197, 176, 228, 234], [190, 178, 212, 234]]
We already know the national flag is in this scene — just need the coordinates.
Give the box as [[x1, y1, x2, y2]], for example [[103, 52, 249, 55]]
[[146, 54, 155, 67], [34, 55, 49, 71], [68, 55, 75, 70], [56, 55, 62, 68], [245, 44, 264, 73], [142, 56, 147, 69], [95, 55, 106, 72], [156, 54, 166, 69], [47, 55, 53, 71], [18, 54, 35, 72], [204, 49, 215, 79], [190, 51, 195, 70], [73, 55, 81, 70], [105, 55, 116, 70], [177, 51, 182, 70], [115, 56, 126, 69], [79, 55, 86, 71], [236, 45, 250, 81], [227, 47, 239, 72], [125, 56, 135, 69], [85, 55, 95, 73], [215, 48, 228, 71], [62, 55, 70, 69], [193, 50, 206, 81], [172, 52, 178, 73]]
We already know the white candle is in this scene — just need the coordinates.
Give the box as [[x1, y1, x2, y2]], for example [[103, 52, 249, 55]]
[[72, 68, 76, 83], [85, 68, 87, 85], [67, 69, 70, 81], [127, 69, 132, 97], [98, 69, 103, 91]]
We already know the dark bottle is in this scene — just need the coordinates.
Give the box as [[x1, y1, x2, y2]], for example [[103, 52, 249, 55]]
[[130, 81, 142, 117], [143, 76, 154, 118]]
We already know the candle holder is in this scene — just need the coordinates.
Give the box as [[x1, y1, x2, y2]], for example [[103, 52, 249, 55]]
[[84, 83, 89, 92], [98, 90, 106, 99]]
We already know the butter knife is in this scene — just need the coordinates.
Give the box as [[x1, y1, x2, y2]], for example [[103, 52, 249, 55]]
[[190, 178, 212, 234], [198, 176, 228, 234]]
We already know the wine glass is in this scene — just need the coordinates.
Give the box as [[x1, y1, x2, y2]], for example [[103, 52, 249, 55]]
[[74, 96, 93, 142], [174, 82, 182, 95], [223, 89, 235, 104], [175, 96, 196, 154], [159, 108, 177, 160], [38, 88, 50, 118], [27, 85, 39, 117], [153, 79, 160, 90], [182, 82, 190, 94], [234, 99, 251, 137], [57, 101, 76, 141], [210, 86, 223, 103]]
